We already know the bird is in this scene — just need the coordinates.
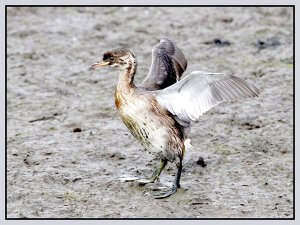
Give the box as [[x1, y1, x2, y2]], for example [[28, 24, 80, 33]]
[[91, 37, 260, 199]]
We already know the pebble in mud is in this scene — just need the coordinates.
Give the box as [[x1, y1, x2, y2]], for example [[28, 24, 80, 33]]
[[196, 157, 207, 168], [73, 128, 82, 132]]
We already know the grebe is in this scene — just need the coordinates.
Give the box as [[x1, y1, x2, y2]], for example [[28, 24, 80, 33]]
[[91, 37, 259, 198]]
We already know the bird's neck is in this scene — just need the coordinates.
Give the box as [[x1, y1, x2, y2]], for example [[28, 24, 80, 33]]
[[117, 55, 137, 92]]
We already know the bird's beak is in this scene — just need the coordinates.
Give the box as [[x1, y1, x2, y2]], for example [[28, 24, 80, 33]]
[[90, 61, 110, 69]]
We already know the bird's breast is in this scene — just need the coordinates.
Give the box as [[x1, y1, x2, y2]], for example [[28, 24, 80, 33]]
[[114, 90, 168, 150], [113, 88, 184, 161]]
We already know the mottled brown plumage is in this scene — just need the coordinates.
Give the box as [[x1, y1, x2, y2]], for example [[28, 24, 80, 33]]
[[111, 49, 185, 163], [91, 37, 260, 198]]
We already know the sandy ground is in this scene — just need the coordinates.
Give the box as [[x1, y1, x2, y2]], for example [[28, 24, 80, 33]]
[[6, 7, 293, 218]]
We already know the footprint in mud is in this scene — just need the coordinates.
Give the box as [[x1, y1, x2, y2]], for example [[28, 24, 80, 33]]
[[255, 37, 281, 50], [240, 122, 260, 130], [203, 38, 231, 47]]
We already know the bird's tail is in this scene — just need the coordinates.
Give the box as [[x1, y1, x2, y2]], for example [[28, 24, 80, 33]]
[[184, 138, 193, 151]]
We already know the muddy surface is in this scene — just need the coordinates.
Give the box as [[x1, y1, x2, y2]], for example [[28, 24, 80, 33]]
[[6, 7, 293, 218]]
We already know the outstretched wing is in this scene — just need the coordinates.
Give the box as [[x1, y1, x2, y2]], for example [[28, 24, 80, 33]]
[[141, 37, 187, 91], [155, 71, 260, 127]]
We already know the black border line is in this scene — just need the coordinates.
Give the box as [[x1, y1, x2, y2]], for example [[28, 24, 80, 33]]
[[5, 5, 295, 220], [4, 5, 296, 7], [5, 4, 8, 222], [293, 4, 296, 220]]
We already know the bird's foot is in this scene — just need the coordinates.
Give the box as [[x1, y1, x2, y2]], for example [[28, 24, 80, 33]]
[[119, 176, 140, 182], [137, 176, 159, 186], [152, 158, 182, 199], [153, 184, 178, 199], [119, 175, 159, 185]]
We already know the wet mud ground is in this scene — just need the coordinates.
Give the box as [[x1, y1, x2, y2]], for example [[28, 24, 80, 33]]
[[6, 7, 293, 218]]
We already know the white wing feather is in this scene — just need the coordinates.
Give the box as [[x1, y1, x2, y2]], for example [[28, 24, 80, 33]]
[[155, 71, 260, 126]]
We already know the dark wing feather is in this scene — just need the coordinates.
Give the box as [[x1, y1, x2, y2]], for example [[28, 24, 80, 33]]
[[141, 37, 187, 91]]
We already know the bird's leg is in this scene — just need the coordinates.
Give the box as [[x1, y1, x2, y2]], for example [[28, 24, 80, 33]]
[[153, 159, 183, 199], [138, 158, 168, 185]]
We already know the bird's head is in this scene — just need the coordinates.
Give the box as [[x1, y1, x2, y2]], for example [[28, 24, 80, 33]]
[[91, 48, 135, 69]]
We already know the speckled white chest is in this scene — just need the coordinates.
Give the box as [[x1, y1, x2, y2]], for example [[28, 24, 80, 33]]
[[117, 97, 168, 155]]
